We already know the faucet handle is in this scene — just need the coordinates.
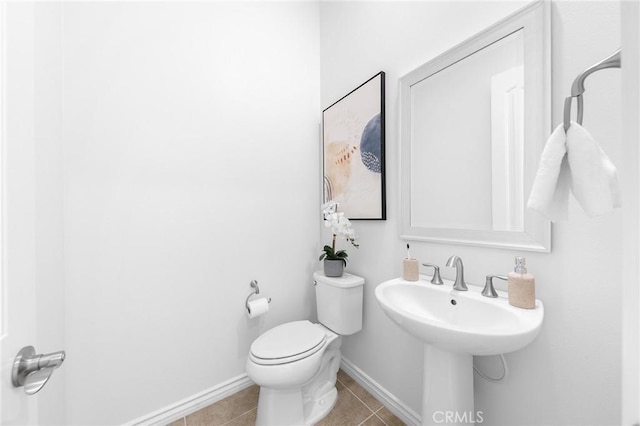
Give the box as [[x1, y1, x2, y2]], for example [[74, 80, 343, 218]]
[[422, 263, 444, 285], [482, 275, 507, 298]]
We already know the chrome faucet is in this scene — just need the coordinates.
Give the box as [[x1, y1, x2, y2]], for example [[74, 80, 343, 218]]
[[421, 263, 444, 285], [482, 275, 507, 298], [445, 255, 468, 291]]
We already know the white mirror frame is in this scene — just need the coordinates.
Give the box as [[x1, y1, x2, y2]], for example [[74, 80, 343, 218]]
[[399, 0, 551, 252]]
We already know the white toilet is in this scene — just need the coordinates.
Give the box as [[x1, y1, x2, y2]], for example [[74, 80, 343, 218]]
[[246, 271, 364, 426]]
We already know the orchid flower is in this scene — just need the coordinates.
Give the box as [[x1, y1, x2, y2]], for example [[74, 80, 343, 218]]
[[320, 201, 359, 265]]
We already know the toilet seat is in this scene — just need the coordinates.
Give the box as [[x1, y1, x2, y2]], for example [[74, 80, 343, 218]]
[[250, 320, 327, 366]]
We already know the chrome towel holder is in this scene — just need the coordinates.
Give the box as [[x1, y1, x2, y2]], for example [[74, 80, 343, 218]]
[[563, 49, 621, 132], [246, 280, 271, 310]]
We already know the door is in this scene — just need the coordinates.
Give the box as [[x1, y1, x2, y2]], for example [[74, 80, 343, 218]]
[[1, 2, 43, 423]]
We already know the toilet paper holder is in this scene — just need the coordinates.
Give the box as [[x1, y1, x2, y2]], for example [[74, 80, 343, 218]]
[[246, 280, 271, 311]]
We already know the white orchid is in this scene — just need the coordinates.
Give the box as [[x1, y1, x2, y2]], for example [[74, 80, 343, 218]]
[[320, 201, 359, 265]]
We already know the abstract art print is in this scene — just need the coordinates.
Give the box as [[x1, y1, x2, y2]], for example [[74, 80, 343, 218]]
[[322, 72, 386, 220]]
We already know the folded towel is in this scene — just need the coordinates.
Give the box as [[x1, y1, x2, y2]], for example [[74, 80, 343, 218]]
[[527, 121, 620, 221], [527, 124, 571, 221], [566, 121, 621, 217]]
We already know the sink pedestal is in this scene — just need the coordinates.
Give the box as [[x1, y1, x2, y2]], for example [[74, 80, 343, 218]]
[[422, 344, 475, 426], [376, 278, 544, 425]]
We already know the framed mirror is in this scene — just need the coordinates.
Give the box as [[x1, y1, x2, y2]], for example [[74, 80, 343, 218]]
[[399, 0, 551, 252]]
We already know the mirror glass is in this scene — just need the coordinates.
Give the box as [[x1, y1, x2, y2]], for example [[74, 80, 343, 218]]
[[400, 1, 551, 251], [411, 30, 524, 231]]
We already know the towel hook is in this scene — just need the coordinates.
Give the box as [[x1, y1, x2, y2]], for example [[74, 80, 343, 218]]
[[563, 49, 621, 132]]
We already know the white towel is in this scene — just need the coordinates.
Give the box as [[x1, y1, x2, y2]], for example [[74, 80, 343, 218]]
[[527, 121, 620, 221], [566, 122, 621, 217], [527, 124, 571, 221]]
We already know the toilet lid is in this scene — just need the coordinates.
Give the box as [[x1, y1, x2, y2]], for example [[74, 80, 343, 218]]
[[250, 320, 326, 363]]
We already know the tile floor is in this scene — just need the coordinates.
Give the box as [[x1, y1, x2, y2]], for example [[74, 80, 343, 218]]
[[167, 369, 405, 426]]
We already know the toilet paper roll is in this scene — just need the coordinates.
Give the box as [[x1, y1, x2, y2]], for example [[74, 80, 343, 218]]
[[247, 297, 270, 319]]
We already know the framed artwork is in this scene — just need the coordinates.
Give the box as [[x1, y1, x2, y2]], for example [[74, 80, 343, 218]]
[[322, 71, 386, 220]]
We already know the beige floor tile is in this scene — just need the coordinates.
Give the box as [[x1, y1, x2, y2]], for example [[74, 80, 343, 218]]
[[316, 382, 374, 426], [185, 385, 259, 426], [182, 370, 403, 426], [337, 370, 383, 412], [359, 413, 386, 426], [375, 406, 406, 426], [337, 369, 355, 387], [223, 408, 257, 426], [336, 377, 347, 391]]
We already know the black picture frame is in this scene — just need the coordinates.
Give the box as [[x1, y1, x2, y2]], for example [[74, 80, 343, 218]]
[[322, 71, 386, 220]]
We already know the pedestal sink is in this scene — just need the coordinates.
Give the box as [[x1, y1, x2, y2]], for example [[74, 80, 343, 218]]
[[375, 276, 543, 425]]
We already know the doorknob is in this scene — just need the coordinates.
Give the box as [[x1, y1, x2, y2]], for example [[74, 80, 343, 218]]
[[11, 346, 66, 395]]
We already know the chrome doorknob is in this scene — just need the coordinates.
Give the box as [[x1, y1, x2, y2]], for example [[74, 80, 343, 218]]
[[12, 346, 66, 395]]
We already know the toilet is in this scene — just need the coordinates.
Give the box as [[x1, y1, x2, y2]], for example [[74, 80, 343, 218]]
[[246, 271, 364, 426]]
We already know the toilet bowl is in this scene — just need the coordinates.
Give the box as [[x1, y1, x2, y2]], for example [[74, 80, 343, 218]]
[[246, 321, 342, 425], [246, 272, 364, 426]]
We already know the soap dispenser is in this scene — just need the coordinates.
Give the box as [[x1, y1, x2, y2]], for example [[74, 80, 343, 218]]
[[507, 256, 536, 309]]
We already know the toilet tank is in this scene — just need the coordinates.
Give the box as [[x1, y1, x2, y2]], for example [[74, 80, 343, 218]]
[[313, 271, 364, 335]]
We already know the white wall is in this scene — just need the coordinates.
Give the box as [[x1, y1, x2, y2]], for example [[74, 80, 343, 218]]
[[60, 2, 320, 424], [320, 1, 623, 425], [621, 0, 640, 423]]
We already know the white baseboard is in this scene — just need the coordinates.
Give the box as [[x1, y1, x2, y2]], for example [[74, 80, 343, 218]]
[[125, 358, 419, 426], [340, 357, 422, 426], [124, 374, 254, 426]]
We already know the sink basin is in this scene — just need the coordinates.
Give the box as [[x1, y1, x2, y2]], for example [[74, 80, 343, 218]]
[[375, 276, 544, 425], [375, 277, 544, 355]]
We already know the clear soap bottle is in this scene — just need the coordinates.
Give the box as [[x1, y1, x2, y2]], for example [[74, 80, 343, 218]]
[[507, 256, 536, 309]]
